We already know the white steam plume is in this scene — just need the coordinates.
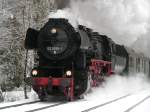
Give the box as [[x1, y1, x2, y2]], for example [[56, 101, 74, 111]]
[[85, 73, 150, 101], [70, 0, 150, 45], [48, 9, 78, 28]]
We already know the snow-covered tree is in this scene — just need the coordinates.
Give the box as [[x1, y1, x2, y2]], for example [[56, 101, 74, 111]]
[[0, 16, 25, 91], [0, 0, 56, 100]]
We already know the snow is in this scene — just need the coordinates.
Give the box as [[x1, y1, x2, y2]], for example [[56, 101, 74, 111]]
[[0, 74, 150, 112], [0, 102, 59, 112], [1, 89, 38, 102], [0, 98, 37, 109], [1, 89, 150, 112], [131, 98, 150, 112], [34, 89, 150, 112], [89, 90, 150, 112]]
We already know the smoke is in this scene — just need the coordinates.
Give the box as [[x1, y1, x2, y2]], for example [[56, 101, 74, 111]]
[[69, 0, 150, 45], [85, 73, 150, 100], [48, 9, 78, 28], [132, 30, 150, 57]]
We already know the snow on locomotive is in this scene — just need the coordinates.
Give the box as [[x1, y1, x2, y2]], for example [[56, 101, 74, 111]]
[[24, 18, 150, 101]]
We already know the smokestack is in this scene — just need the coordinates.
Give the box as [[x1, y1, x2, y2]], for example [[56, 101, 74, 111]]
[[55, 0, 70, 9]]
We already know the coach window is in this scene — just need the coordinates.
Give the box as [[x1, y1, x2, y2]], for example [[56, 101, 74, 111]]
[[129, 57, 133, 68], [142, 59, 144, 69], [136, 58, 139, 72], [112, 44, 116, 53], [142, 59, 144, 71], [97, 42, 102, 54], [149, 61, 150, 76], [144, 60, 146, 73], [137, 58, 140, 72]]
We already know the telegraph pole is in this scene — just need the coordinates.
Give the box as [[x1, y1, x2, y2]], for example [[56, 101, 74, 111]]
[[22, 4, 28, 99]]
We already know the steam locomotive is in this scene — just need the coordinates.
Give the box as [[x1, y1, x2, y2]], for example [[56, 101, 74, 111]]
[[25, 18, 150, 101]]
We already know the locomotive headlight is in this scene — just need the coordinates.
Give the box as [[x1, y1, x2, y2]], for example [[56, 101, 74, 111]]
[[66, 70, 72, 76], [32, 70, 38, 76], [51, 28, 57, 34]]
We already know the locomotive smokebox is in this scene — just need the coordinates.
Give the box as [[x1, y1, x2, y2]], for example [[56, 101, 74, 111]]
[[38, 18, 81, 60], [25, 18, 81, 61]]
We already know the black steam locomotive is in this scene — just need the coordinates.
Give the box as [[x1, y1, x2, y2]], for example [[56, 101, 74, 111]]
[[25, 18, 150, 101]]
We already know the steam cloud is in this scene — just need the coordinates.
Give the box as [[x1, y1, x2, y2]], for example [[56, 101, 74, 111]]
[[85, 73, 150, 101], [70, 0, 150, 46]]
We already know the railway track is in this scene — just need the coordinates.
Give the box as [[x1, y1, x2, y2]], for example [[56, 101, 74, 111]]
[[25, 101, 67, 112], [0, 99, 68, 112], [0, 100, 40, 110], [0, 90, 150, 112], [81, 90, 150, 112], [124, 95, 150, 112], [81, 94, 132, 112]]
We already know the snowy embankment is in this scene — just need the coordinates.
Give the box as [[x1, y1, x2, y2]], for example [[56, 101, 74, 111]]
[[1, 88, 38, 102]]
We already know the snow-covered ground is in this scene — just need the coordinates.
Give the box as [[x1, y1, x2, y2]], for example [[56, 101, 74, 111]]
[[37, 89, 150, 112], [0, 88, 150, 112], [0, 74, 150, 112], [1, 88, 38, 102], [131, 97, 150, 112]]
